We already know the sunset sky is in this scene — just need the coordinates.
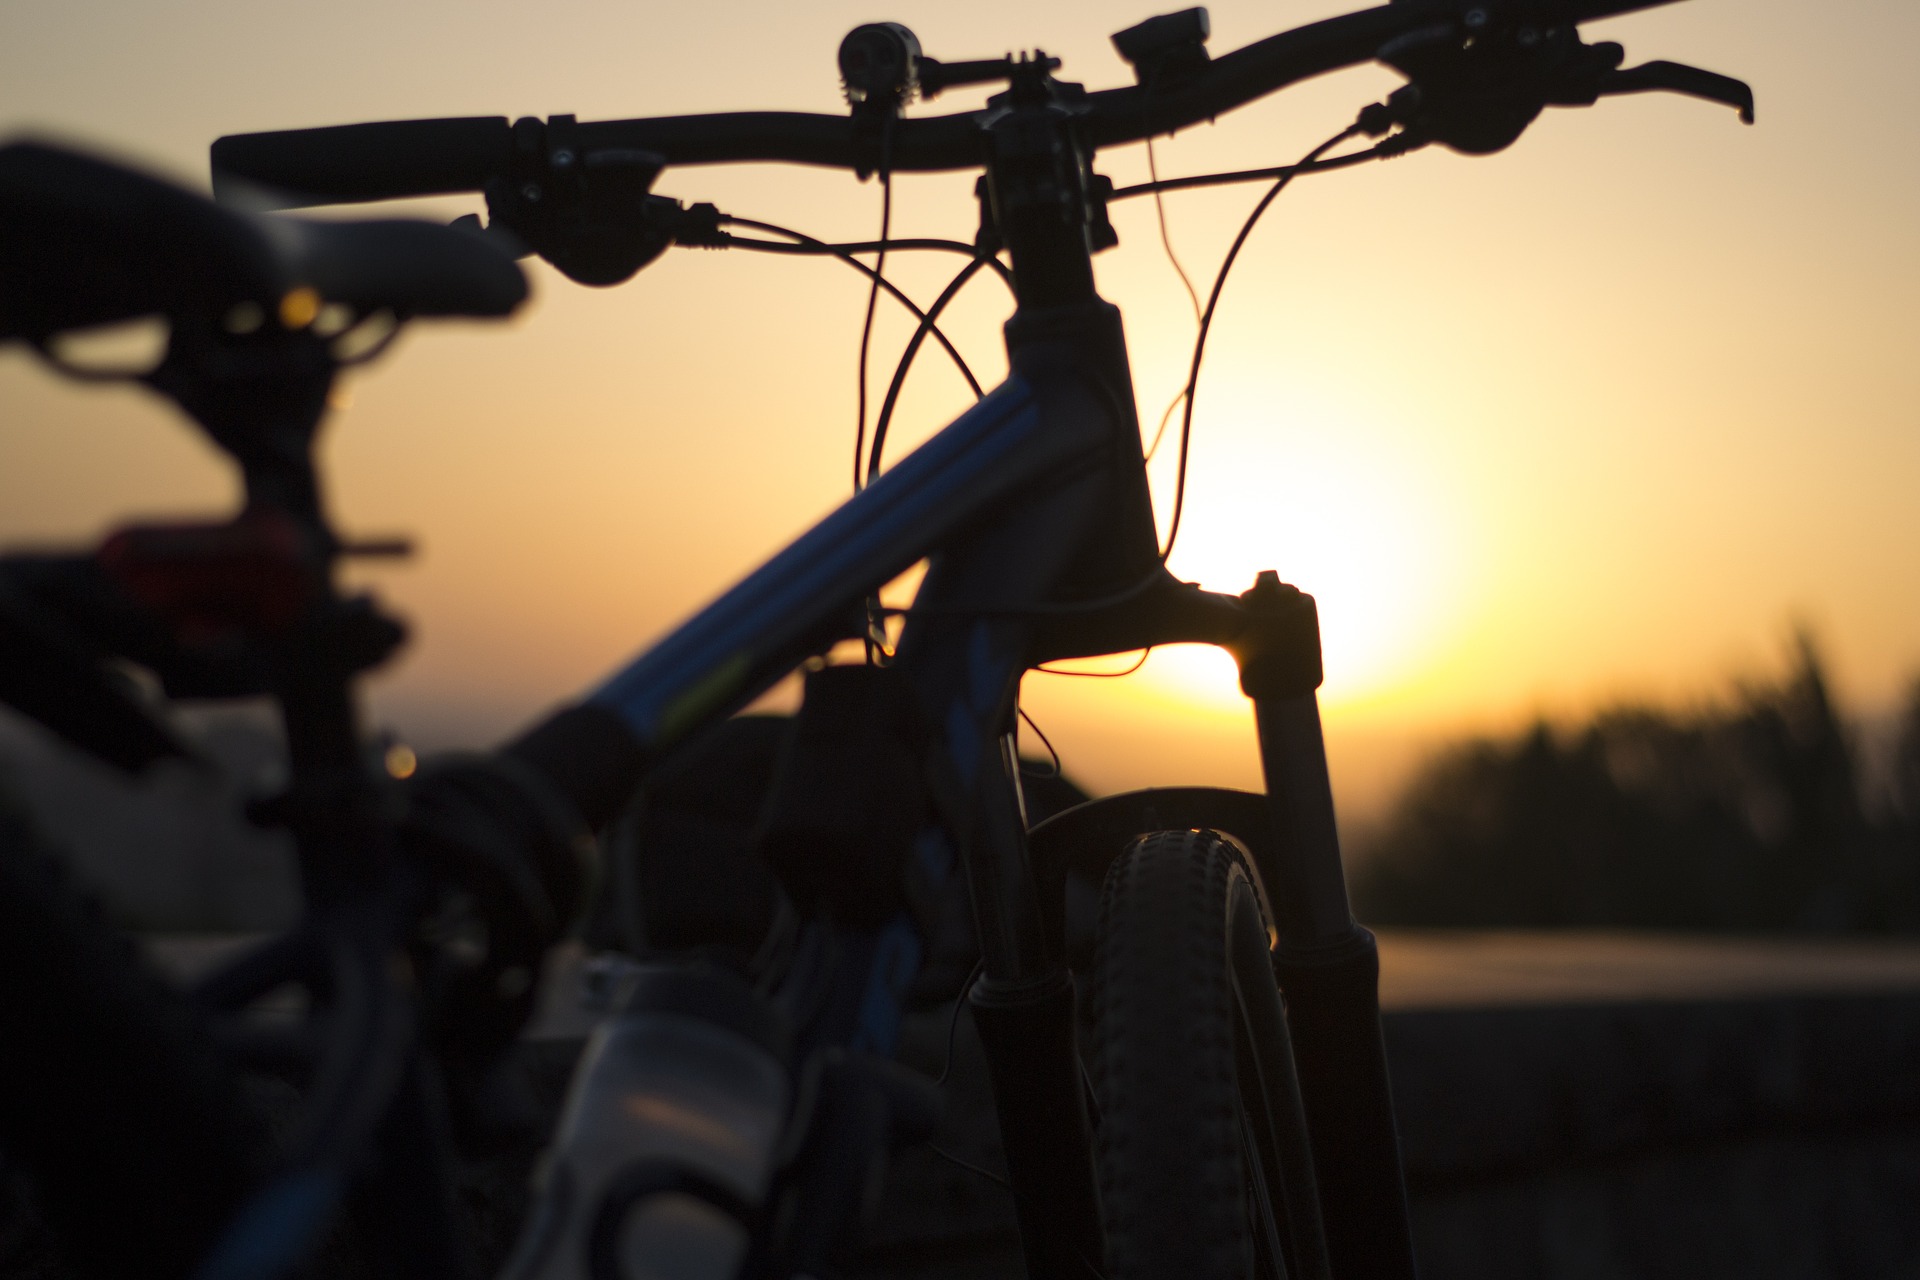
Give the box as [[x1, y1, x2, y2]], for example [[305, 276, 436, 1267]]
[[3, 0, 1916, 824]]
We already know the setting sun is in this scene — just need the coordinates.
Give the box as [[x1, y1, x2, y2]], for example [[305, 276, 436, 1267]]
[[1133, 385, 1473, 715], [5, 0, 1916, 821]]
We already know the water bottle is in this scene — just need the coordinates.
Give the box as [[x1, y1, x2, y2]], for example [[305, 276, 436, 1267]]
[[503, 963, 791, 1280]]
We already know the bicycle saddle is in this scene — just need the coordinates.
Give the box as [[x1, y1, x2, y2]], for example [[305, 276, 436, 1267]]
[[0, 140, 525, 343]]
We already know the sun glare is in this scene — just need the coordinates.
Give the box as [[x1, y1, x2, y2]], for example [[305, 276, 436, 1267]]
[[1138, 393, 1470, 715]]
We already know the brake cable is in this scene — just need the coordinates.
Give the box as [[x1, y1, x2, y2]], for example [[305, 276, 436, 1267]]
[[724, 228, 1013, 284], [1017, 706, 1063, 780], [1033, 649, 1154, 679], [1110, 142, 1392, 201], [720, 216, 985, 399], [867, 124, 1381, 622], [1158, 124, 1362, 565], [854, 117, 898, 493], [862, 256, 998, 661], [1145, 137, 1205, 324], [1136, 140, 1404, 462], [866, 254, 994, 483], [1140, 137, 1203, 465]]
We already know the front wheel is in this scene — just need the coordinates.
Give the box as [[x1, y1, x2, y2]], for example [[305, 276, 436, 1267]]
[[1089, 829, 1329, 1280]]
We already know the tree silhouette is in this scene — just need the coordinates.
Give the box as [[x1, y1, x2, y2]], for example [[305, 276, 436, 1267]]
[[1353, 633, 1920, 933]]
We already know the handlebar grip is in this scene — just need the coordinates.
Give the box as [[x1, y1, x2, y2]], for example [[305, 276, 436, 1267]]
[[1392, 0, 1681, 19], [210, 117, 512, 210], [1557, 0, 1687, 20]]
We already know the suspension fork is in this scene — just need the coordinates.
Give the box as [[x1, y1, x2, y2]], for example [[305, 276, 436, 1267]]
[[1230, 576, 1419, 1280], [893, 489, 1113, 1280], [1029, 570, 1419, 1279], [886, 290, 1151, 1273]]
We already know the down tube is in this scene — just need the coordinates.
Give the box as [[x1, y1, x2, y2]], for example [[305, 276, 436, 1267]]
[[579, 373, 1088, 765]]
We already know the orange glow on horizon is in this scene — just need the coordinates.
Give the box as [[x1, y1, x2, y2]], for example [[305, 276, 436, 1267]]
[[6, 0, 1920, 819]]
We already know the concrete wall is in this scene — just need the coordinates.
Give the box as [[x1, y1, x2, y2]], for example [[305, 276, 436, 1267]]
[[1393, 995, 1920, 1280], [858, 986, 1920, 1278]]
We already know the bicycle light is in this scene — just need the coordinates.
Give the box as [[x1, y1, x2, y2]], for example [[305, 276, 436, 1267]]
[[839, 22, 923, 110], [1111, 8, 1213, 90]]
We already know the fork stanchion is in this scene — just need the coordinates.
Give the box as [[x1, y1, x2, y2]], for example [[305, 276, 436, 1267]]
[[1267, 926, 1416, 1280], [1232, 573, 1419, 1280], [967, 967, 1105, 1279]]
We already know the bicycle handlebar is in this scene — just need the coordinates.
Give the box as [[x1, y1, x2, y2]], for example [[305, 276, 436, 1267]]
[[212, 0, 1687, 208]]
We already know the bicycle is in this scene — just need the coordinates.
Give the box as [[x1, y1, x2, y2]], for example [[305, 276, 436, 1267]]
[[0, 138, 536, 1278], [3, 1, 1752, 1277]]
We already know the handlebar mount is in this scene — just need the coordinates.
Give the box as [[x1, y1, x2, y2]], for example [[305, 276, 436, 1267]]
[[214, 5, 1749, 179], [206, 1, 1752, 289]]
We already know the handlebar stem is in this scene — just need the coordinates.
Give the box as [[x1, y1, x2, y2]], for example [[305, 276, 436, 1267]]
[[982, 75, 1103, 311]]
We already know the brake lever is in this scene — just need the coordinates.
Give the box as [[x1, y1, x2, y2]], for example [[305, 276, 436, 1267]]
[[1594, 60, 1754, 123], [481, 115, 683, 286], [1373, 16, 1753, 156]]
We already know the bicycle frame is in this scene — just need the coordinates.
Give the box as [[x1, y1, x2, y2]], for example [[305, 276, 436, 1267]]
[[8, 12, 1760, 1262], [187, 37, 1443, 1280], [136, 61, 1424, 1277], [516, 294, 1415, 1279]]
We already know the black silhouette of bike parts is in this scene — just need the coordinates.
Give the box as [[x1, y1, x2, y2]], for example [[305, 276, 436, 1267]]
[[0, 139, 539, 1280], [208, 3, 1753, 1277]]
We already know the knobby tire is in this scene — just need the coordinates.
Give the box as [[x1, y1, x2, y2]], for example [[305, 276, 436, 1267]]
[[1089, 829, 1330, 1280]]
